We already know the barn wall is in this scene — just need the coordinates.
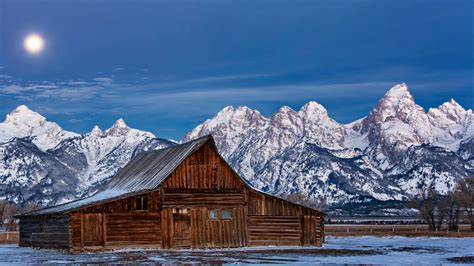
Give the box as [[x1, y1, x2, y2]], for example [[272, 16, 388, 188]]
[[191, 207, 247, 248], [69, 190, 162, 250], [19, 215, 70, 249], [247, 190, 324, 246], [162, 188, 245, 208], [105, 213, 161, 248], [162, 141, 245, 190]]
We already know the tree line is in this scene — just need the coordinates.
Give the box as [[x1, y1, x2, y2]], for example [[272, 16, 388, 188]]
[[0, 201, 40, 231], [408, 176, 473, 231]]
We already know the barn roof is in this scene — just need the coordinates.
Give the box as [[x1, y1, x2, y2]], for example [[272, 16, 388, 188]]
[[20, 135, 215, 216]]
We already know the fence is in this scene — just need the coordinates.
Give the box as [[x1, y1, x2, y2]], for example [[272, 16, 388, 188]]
[[0, 232, 19, 244], [325, 224, 473, 236]]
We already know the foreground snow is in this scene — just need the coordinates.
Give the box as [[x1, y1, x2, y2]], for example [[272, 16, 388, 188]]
[[0, 236, 473, 265]]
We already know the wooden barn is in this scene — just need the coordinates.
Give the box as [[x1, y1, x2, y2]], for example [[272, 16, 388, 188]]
[[16, 135, 325, 251]]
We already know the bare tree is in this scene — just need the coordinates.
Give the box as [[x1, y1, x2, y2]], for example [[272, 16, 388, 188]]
[[286, 191, 327, 211], [442, 192, 460, 231], [454, 176, 474, 231], [2, 203, 19, 231], [408, 186, 437, 230]]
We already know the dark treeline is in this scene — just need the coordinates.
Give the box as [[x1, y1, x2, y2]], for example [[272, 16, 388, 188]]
[[408, 176, 474, 231], [0, 200, 41, 231]]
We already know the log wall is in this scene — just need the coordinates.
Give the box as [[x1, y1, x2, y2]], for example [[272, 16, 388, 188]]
[[19, 215, 70, 249], [247, 216, 301, 246], [105, 213, 161, 248]]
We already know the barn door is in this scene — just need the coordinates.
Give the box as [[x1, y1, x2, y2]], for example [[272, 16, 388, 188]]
[[302, 215, 316, 245], [83, 213, 104, 247], [172, 209, 191, 248]]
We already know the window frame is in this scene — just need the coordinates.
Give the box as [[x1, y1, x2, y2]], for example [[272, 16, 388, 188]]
[[208, 209, 233, 221], [136, 195, 148, 211], [221, 209, 232, 220], [209, 209, 219, 220]]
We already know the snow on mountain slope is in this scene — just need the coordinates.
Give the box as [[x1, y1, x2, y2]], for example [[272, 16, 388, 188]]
[[0, 110, 174, 205], [0, 105, 79, 151], [185, 83, 474, 205], [1, 83, 472, 210]]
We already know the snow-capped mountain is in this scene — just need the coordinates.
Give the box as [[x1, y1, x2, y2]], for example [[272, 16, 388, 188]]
[[0, 108, 173, 205], [0, 105, 79, 151], [185, 83, 474, 211], [1, 83, 472, 213]]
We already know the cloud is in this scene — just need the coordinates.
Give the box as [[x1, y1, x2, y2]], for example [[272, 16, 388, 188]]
[[93, 77, 114, 84], [0, 75, 12, 79]]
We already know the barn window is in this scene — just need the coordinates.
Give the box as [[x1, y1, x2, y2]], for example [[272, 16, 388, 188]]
[[221, 209, 232, 220], [39, 224, 44, 232], [136, 196, 148, 211], [209, 210, 219, 220]]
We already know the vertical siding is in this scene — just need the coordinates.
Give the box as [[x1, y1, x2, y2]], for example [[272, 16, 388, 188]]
[[162, 142, 245, 190], [190, 207, 246, 248]]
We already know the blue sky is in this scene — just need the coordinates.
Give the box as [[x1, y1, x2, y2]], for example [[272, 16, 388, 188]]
[[0, 0, 472, 139]]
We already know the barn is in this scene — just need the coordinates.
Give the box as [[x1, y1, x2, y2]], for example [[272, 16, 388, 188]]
[[16, 135, 325, 251]]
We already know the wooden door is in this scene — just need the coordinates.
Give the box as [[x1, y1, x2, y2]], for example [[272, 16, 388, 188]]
[[302, 215, 316, 245], [172, 211, 191, 248], [83, 213, 104, 247]]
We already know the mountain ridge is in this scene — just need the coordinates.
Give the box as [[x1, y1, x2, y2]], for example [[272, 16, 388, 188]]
[[1, 83, 472, 214]]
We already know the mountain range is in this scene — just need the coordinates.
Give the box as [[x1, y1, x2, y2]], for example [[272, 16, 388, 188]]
[[1, 83, 472, 214]]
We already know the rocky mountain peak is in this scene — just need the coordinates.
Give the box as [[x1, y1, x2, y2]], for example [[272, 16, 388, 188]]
[[299, 101, 330, 120], [4, 105, 46, 125], [105, 119, 131, 136], [90, 125, 103, 136]]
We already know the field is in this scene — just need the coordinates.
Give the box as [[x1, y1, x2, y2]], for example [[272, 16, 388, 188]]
[[0, 236, 472, 264]]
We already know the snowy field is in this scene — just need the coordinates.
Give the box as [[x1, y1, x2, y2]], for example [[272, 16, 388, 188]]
[[0, 236, 473, 265]]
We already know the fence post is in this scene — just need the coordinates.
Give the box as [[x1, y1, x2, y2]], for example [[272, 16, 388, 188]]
[[392, 227, 395, 232], [346, 228, 349, 233], [6, 232, 9, 241], [415, 227, 417, 233]]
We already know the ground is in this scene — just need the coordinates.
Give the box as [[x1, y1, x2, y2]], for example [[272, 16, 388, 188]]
[[0, 236, 473, 265]]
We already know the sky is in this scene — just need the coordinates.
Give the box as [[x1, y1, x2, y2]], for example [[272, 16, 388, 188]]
[[0, 0, 472, 140]]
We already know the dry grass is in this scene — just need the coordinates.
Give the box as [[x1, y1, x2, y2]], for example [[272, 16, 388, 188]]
[[325, 224, 474, 237]]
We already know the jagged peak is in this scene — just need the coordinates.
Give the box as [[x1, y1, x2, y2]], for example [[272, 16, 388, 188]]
[[440, 98, 465, 111], [13, 105, 33, 113], [371, 83, 418, 114], [4, 105, 46, 124], [379, 83, 415, 105], [112, 118, 128, 128], [90, 125, 103, 136], [299, 101, 328, 117], [278, 105, 295, 113], [385, 83, 410, 97], [218, 106, 234, 113]]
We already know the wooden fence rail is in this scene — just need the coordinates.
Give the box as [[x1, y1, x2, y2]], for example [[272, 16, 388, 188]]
[[0, 232, 19, 244], [325, 224, 473, 236]]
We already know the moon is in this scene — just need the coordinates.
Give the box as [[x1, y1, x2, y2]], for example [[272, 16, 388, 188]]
[[24, 34, 45, 54]]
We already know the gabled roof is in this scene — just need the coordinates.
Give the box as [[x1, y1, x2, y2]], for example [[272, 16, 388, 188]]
[[20, 135, 213, 216]]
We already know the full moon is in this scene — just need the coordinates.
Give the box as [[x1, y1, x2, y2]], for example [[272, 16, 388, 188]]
[[24, 34, 45, 54]]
